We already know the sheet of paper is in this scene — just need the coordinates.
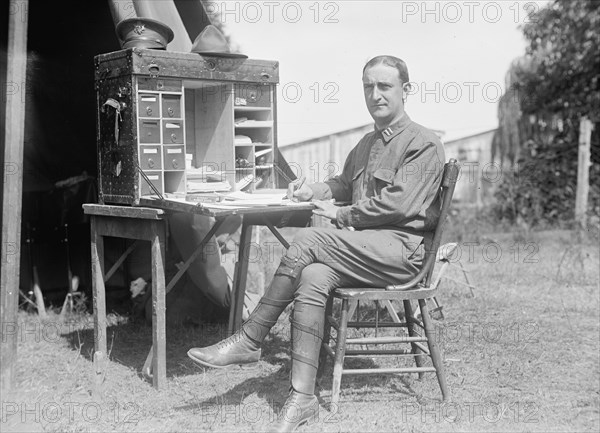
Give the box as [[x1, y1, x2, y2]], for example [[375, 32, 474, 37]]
[[219, 191, 284, 201]]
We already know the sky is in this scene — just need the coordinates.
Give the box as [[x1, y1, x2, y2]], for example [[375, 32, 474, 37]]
[[212, 1, 548, 145]]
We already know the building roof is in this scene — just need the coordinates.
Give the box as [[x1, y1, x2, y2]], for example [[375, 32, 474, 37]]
[[443, 128, 498, 145], [281, 122, 445, 149]]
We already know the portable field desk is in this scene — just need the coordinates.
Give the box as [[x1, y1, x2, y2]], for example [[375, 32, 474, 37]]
[[95, 47, 281, 204], [91, 48, 312, 389]]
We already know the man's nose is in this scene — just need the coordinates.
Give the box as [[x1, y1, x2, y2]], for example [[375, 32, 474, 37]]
[[371, 87, 382, 101]]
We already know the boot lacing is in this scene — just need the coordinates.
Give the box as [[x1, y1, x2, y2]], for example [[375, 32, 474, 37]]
[[216, 331, 243, 350]]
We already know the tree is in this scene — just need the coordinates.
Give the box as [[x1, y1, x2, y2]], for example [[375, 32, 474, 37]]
[[492, 0, 600, 227]]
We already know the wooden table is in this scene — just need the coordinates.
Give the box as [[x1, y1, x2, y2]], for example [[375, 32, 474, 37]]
[[83, 200, 314, 390]]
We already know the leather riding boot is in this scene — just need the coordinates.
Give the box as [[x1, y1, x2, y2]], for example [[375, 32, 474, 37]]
[[188, 259, 298, 368], [267, 389, 319, 433], [187, 328, 261, 368], [290, 303, 325, 395], [269, 303, 324, 432]]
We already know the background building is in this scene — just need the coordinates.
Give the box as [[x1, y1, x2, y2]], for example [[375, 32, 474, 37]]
[[281, 125, 498, 208], [443, 128, 499, 207]]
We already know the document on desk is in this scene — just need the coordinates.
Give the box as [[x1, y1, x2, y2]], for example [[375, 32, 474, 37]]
[[217, 190, 308, 207], [139, 192, 318, 214]]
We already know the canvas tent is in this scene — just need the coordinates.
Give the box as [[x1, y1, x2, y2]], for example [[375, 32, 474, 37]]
[[0, 0, 213, 301]]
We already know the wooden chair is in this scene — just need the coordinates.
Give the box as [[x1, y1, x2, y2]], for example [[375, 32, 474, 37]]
[[318, 159, 460, 405], [413, 242, 478, 321]]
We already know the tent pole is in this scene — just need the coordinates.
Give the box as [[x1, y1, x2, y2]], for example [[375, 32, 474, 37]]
[[1, 0, 29, 391]]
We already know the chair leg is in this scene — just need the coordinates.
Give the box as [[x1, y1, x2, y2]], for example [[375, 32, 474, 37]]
[[331, 298, 353, 407], [317, 295, 334, 382], [403, 299, 425, 379], [383, 300, 401, 323], [458, 261, 475, 297], [419, 298, 450, 402]]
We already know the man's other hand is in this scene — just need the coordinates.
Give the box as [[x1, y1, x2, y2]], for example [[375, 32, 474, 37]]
[[312, 200, 338, 220]]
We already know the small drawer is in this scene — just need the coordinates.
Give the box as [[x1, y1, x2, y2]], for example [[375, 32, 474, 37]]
[[139, 119, 160, 143], [138, 93, 159, 117], [163, 146, 185, 170], [162, 94, 182, 118], [162, 120, 184, 144], [140, 171, 163, 197], [139, 145, 162, 170]]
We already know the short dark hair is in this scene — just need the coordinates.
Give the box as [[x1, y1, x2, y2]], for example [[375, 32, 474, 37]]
[[363, 56, 410, 84]]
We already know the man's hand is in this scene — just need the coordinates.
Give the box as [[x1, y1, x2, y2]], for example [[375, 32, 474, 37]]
[[312, 200, 338, 220], [287, 177, 313, 202]]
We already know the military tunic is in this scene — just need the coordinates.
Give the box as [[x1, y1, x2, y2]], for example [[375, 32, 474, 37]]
[[277, 113, 446, 309]]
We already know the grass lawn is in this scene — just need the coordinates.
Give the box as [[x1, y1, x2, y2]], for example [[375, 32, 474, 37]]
[[1, 227, 599, 432]]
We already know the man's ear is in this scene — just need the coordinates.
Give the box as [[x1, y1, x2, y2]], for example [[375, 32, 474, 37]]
[[402, 82, 413, 93]]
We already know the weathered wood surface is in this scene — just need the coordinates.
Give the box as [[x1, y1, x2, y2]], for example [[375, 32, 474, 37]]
[[1, 0, 30, 391], [88, 210, 168, 390], [83, 204, 165, 220]]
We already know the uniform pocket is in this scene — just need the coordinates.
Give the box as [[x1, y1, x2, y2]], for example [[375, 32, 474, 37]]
[[373, 167, 395, 193]]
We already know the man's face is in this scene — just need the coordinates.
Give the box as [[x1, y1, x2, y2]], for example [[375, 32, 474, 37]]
[[363, 63, 405, 127]]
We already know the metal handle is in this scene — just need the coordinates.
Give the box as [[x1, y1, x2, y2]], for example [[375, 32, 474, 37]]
[[148, 63, 160, 78]]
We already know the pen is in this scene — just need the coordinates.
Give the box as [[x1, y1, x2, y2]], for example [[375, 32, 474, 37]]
[[289, 176, 306, 202], [283, 176, 307, 201], [295, 176, 306, 192]]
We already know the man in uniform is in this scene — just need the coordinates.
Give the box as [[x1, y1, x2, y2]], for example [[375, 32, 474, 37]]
[[187, 55, 446, 432]]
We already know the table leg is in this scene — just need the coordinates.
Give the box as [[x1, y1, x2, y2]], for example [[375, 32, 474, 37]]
[[151, 221, 166, 389], [90, 217, 107, 360], [228, 220, 253, 335]]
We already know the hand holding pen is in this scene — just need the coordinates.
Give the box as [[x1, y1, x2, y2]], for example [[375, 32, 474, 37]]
[[286, 176, 313, 202]]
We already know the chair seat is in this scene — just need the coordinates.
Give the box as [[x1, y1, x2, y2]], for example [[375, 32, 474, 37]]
[[333, 286, 437, 301]]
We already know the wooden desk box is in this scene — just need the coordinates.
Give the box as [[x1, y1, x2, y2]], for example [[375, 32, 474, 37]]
[[95, 48, 280, 205]]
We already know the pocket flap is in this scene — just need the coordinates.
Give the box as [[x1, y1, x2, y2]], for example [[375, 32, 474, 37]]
[[352, 166, 365, 181], [373, 167, 395, 184]]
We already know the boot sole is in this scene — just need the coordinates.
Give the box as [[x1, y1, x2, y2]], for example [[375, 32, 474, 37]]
[[187, 350, 259, 369]]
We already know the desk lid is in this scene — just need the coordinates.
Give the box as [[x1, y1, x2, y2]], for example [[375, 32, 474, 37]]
[[138, 196, 315, 218], [95, 48, 279, 84]]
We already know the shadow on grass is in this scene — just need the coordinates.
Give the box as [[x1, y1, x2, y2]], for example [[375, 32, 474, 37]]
[[174, 332, 420, 417], [62, 317, 237, 379], [61, 304, 426, 404]]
